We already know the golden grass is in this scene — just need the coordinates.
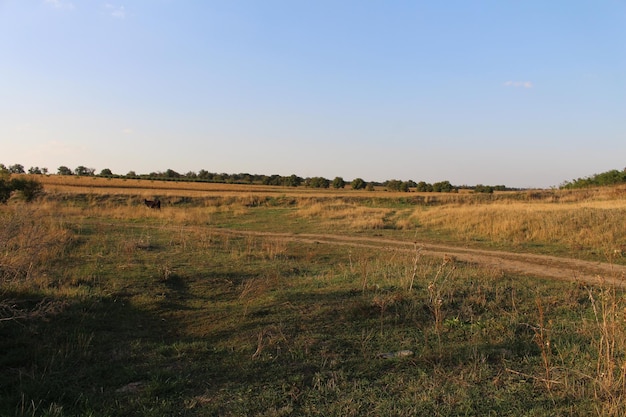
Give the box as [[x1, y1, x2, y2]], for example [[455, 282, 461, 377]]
[[410, 200, 626, 251], [0, 203, 74, 289], [23, 174, 626, 254], [295, 200, 391, 229]]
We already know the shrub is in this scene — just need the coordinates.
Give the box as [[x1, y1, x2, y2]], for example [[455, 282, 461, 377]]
[[351, 178, 366, 190], [0, 174, 43, 203], [332, 177, 346, 189]]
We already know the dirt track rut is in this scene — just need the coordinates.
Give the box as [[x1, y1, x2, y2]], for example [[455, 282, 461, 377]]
[[207, 228, 626, 287]]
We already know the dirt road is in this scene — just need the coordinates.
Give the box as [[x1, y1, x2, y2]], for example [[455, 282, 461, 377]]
[[208, 228, 626, 287]]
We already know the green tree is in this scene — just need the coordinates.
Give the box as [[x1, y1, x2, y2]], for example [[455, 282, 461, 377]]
[[351, 178, 366, 190], [474, 184, 494, 194], [75, 166, 95, 176], [307, 177, 330, 188], [332, 177, 346, 189], [283, 174, 302, 187], [99, 168, 113, 176], [263, 174, 283, 186], [385, 179, 409, 192], [57, 166, 73, 175], [164, 169, 181, 178], [432, 180, 454, 193], [416, 181, 433, 192], [9, 164, 25, 174]]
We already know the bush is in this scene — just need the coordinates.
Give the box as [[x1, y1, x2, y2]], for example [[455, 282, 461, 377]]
[[351, 178, 366, 190], [0, 175, 43, 203], [385, 180, 410, 192], [474, 184, 494, 194], [332, 177, 346, 189], [432, 180, 455, 193], [307, 177, 330, 188]]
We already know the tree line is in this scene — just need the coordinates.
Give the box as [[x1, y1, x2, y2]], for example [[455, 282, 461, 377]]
[[1, 163, 514, 193], [559, 168, 626, 189]]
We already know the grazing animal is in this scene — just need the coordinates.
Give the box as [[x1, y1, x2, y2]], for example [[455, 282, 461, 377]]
[[144, 199, 161, 209]]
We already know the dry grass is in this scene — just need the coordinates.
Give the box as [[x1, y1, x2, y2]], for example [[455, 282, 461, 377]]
[[22, 175, 626, 256], [0, 203, 73, 287], [410, 200, 626, 252], [5, 181, 626, 415], [295, 200, 392, 230]]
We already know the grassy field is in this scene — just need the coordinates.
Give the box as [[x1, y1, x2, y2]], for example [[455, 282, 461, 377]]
[[2, 176, 626, 416]]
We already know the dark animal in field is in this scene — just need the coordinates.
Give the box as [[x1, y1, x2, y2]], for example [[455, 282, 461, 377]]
[[144, 199, 161, 209]]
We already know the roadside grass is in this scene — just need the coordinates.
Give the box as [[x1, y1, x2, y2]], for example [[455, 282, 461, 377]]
[[2, 189, 626, 415]]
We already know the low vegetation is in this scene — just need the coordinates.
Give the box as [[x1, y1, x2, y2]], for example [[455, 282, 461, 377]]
[[560, 167, 626, 189], [2, 176, 626, 416]]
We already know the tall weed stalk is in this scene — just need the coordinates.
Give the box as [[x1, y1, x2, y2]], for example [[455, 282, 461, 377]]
[[587, 284, 626, 415]]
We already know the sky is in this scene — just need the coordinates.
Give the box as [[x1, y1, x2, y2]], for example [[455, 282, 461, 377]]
[[1, 1, 625, 188]]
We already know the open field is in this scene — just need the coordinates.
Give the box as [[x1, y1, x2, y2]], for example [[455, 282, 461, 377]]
[[3, 176, 626, 416]]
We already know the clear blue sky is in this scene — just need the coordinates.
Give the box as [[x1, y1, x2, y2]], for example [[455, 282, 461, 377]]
[[1, 1, 624, 188]]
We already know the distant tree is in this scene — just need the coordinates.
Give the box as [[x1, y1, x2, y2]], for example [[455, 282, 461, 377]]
[[283, 174, 302, 187], [75, 166, 95, 176], [99, 168, 113, 176], [385, 180, 409, 192], [197, 169, 210, 180], [126, 170, 137, 177], [28, 166, 43, 174], [307, 177, 330, 188], [474, 184, 494, 194], [0, 164, 7, 174], [560, 168, 626, 189], [332, 177, 346, 189], [351, 178, 366, 190], [9, 164, 25, 174], [185, 171, 197, 179], [263, 174, 283, 186], [415, 181, 433, 192], [42, 167, 48, 175], [164, 169, 181, 178], [366, 183, 375, 191], [240, 173, 254, 184], [57, 166, 73, 175], [432, 180, 454, 193]]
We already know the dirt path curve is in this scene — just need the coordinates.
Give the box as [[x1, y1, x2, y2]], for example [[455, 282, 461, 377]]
[[206, 228, 626, 287]]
